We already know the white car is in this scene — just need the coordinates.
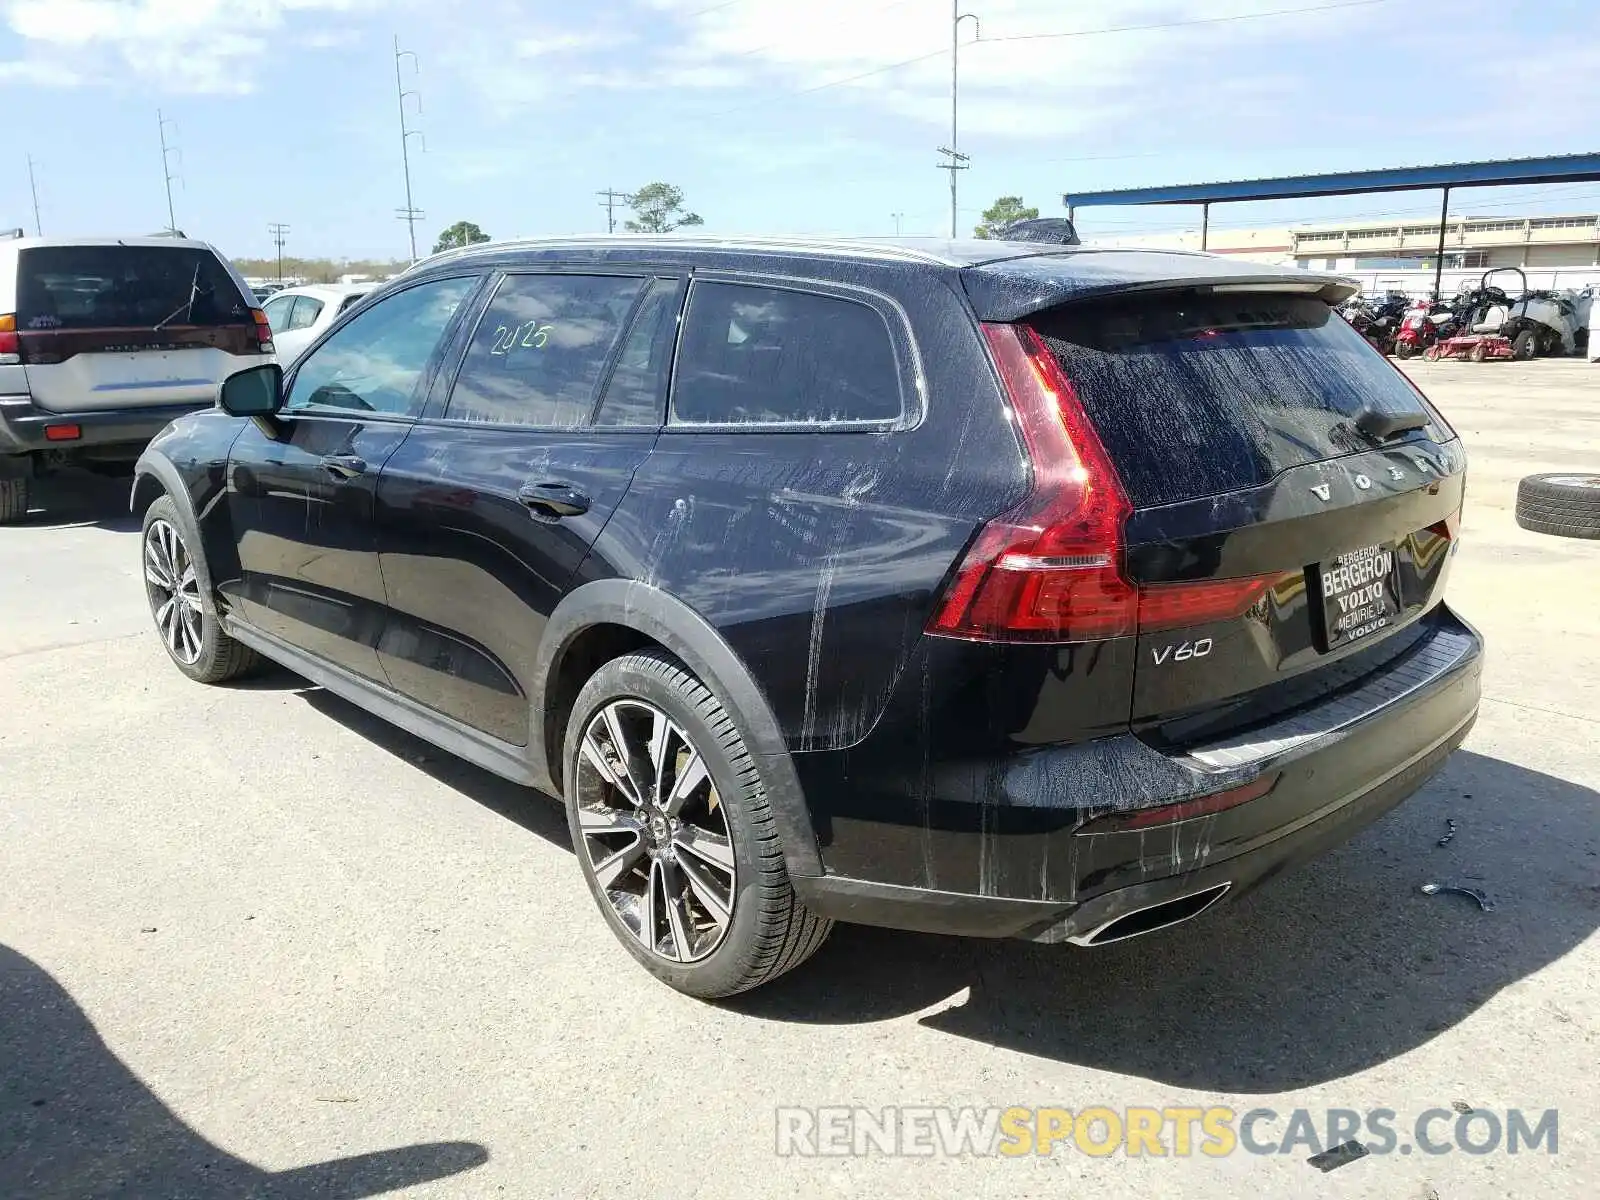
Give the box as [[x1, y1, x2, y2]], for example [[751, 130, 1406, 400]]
[[259, 283, 374, 364], [0, 233, 270, 523]]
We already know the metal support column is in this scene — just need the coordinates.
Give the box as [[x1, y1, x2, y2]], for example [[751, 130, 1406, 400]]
[[1200, 202, 1210, 252], [1432, 185, 1451, 299]]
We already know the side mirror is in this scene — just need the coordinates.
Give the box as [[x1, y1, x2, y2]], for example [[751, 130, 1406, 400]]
[[217, 363, 283, 417]]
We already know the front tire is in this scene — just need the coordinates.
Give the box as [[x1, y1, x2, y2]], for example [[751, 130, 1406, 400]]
[[563, 650, 832, 998], [1513, 330, 1537, 361], [142, 495, 260, 683]]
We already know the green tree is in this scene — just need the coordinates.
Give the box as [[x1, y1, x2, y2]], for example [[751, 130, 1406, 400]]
[[433, 220, 491, 253], [624, 183, 704, 234], [974, 196, 1039, 240]]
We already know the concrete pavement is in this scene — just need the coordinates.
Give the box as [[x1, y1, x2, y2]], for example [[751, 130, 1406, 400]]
[[2, 361, 1596, 1198]]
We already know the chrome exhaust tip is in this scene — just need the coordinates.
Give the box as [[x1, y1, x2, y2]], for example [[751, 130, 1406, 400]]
[[1067, 883, 1231, 946]]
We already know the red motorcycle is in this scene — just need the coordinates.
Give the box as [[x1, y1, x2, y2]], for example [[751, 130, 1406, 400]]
[[1393, 298, 1459, 359]]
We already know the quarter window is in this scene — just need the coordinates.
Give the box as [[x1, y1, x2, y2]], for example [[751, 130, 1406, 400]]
[[446, 274, 644, 427], [670, 282, 902, 426], [284, 275, 477, 417]]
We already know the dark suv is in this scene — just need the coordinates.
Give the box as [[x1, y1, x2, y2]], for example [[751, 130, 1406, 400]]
[[132, 237, 1482, 998]]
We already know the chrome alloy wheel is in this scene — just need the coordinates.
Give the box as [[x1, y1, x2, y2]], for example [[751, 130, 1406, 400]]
[[574, 700, 736, 963], [143, 518, 204, 665]]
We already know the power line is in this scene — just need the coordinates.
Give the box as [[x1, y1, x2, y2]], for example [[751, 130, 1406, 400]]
[[394, 35, 426, 262], [157, 109, 181, 234], [25, 154, 41, 236], [981, 0, 1387, 46], [597, 188, 631, 233], [267, 222, 291, 282], [681, 0, 1389, 124]]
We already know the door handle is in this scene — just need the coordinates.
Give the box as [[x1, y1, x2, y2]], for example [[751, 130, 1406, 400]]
[[517, 481, 591, 518], [319, 454, 368, 480]]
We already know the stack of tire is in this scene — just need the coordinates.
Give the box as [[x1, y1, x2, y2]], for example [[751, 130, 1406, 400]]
[[1515, 474, 1600, 539]]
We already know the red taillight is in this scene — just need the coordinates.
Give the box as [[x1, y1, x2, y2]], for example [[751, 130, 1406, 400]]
[[1080, 773, 1281, 834], [928, 323, 1136, 641], [1136, 573, 1293, 633], [0, 313, 17, 357], [250, 308, 274, 353], [44, 423, 81, 442], [928, 323, 1294, 643]]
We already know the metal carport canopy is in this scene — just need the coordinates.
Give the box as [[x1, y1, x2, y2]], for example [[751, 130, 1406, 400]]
[[1061, 153, 1600, 208], [1061, 152, 1600, 297]]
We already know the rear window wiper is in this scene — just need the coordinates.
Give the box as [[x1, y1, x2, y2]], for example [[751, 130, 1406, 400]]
[[1355, 406, 1430, 441], [152, 261, 203, 332]]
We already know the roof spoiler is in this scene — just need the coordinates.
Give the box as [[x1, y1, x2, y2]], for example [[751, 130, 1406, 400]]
[[996, 217, 1080, 246], [963, 254, 1358, 322]]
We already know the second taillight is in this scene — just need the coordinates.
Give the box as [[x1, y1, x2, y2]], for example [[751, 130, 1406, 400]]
[[928, 321, 1292, 644]]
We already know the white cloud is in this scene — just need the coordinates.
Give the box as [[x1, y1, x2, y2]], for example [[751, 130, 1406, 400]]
[[563, 0, 1397, 141], [0, 0, 390, 93]]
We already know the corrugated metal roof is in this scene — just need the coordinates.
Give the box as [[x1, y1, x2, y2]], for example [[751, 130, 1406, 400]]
[[1064, 153, 1600, 208]]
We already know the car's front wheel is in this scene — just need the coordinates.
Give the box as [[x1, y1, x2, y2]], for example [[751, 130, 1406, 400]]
[[563, 650, 831, 998], [141, 495, 260, 683]]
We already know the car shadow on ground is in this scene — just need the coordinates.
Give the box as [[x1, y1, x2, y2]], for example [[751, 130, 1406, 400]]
[[728, 750, 1599, 1092], [0, 942, 488, 1199], [280, 680, 1598, 1093], [18, 469, 140, 532], [296, 686, 572, 851]]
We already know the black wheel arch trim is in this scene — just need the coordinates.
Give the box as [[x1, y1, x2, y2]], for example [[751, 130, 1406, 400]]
[[531, 578, 824, 878], [130, 454, 218, 598]]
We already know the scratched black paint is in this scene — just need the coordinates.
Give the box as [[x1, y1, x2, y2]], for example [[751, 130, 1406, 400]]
[[133, 238, 1482, 944]]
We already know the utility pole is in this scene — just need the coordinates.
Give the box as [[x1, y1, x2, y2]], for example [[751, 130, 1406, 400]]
[[393, 36, 425, 261], [891, 212, 905, 235], [597, 188, 631, 234], [941, 5, 980, 238], [26, 155, 42, 236], [157, 109, 181, 234], [267, 222, 290, 282]]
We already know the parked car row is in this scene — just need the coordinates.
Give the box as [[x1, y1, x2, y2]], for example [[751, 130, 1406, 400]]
[[122, 234, 1481, 997]]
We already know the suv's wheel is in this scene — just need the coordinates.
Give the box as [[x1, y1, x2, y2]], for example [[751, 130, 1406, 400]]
[[563, 650, 832, 998], [0, 476, 30, 525], [142, 495, 261, 682]]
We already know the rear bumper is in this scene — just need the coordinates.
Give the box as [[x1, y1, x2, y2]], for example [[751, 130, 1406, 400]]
[[793, 606, 1482, 942], [0, 394, 210, 457]]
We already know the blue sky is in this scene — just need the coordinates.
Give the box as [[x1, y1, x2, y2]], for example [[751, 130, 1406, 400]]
[[2, 0, 1597, 261]]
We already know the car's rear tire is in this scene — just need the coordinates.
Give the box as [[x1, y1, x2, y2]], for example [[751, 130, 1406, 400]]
[[1515, 473, 1600, 539], [563, 649, 832, 998], [0, 476, 30, 525], [141, 495, 261, 682]]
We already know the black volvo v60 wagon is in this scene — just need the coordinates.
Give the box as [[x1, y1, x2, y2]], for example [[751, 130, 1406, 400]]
[[132, 236, 1482, 997]]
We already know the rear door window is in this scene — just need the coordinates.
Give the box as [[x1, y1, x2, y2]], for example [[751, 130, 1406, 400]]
[[261, 294, 294, 331], [16, 244, 252, 331], [285, 296, 324, 331], [593, 279, 680, 427], [444, 273, 643, 427], [670, 281, 903, 426], [1031, 292, 1444, 507]]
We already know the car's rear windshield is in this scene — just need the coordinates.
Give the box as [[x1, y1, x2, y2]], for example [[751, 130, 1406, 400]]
[[1031, 292, 1443, 507], [16, 245, 253, 332]]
